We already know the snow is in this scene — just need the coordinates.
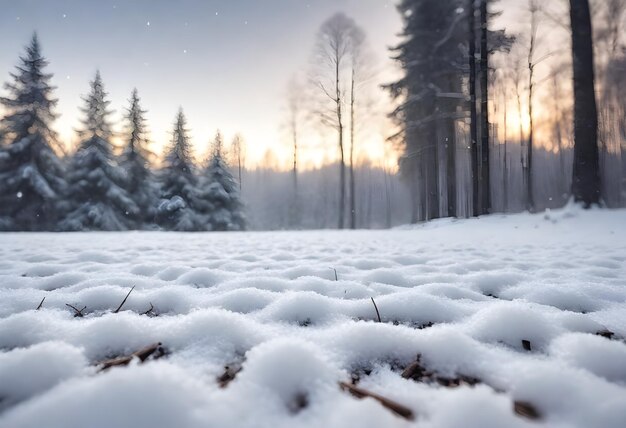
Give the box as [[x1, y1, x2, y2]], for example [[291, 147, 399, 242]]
[[0, 206, 625, 427]]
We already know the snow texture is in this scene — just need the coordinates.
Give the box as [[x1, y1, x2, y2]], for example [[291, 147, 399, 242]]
[[0, 206, 625, 428]]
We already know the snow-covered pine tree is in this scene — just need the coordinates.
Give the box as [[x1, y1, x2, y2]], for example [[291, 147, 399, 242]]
[[0, 34, 66, 231], [60, 71, 139, 231], [199, 130, 246, 231], [120, 89, 157, 228], [156, 108, 204, 231]]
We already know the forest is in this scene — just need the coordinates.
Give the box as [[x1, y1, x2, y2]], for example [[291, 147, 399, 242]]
[[0, 0, 624, 231]]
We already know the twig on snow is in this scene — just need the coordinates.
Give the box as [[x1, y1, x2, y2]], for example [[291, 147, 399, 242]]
[[141, 302, 155, 316], [370, 297, 381, 323], [36, 297, 45, 310], [339, 381, 414, 421], [65, 303, 86, 317], [514, 400, 541, 420], [113, 286, 135, 313], [97, 342, 165, 372]]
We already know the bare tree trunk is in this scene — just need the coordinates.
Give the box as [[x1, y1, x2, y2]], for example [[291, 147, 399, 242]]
[[515, 73, 527, 207], [527, 0, 538, 212], [336, 57, 346, 229], [292, 116, 299, 226], [468, 0, 480, 217], [552, 72, 567, 196], [503, 82, 509, 212], [445, 118, 457, 217], [349, 68, 356, 229], [570, 0, 600, 206], [479, 0, 491, 215]]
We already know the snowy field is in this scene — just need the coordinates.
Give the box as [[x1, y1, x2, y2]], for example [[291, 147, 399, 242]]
[[0, 206, 625, 428]]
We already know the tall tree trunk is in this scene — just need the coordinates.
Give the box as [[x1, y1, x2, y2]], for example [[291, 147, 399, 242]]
[[336, 56, 345, 229], [349, 68, 357, 229], [468, 0, 480, 216], [479, 0, 491, 215], [292, 115, 299, 226], [446, 118, 457, 217], [570, 0, 600, 206], [527, 1, 537, 211], [503, 84, 509, 212], [427, 124, 439, 220]]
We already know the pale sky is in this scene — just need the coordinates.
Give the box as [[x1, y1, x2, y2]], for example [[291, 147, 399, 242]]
[[0, 0, 565, 168]]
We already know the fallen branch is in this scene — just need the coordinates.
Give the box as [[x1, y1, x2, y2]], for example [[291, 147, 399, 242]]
[[65, 303, 86, 318], [97, 342, 164, 372], [370, 297, 381, 323], [339, 381, 414, 421], [113, 286, 135, 314], [36, 297, 45, 310]]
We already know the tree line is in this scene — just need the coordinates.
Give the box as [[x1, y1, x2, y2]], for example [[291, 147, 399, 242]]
[[0, 35, 245, 232], [385, 0, 624, 222]]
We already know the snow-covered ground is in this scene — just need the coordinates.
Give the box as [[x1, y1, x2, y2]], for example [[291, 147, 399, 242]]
[[1, 206, 625, 428]]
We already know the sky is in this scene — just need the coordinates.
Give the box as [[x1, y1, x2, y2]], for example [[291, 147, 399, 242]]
[[0, 0, 404, 169], [0, 0, 567, 168]]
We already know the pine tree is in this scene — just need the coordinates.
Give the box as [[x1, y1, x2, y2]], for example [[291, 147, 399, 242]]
[[199, 130, 246, 231], [386, 0, 466, 221], [120, 89, 156, 227], [156, 109, 204, 231], [60, 71, 138, 231], [0, 34, 66, 231]]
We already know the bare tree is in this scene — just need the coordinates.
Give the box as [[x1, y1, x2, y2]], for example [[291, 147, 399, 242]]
[[311, 13, 356, 229], [286, 76, 306, 227], [231, 134, 245, 191], [348, 23, 370, 230], [526, 0, 539, 212]]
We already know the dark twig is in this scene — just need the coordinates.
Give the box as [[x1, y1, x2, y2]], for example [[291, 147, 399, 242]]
[[370, 297, 381, 323], [339, 381, 414, 421], [114, 286, 135, 314], [331, 268, 338, 281], [97, 342, 164, 372], [141, 302, 155, 316], [217, 364, 243, 388], [65, 303, 86, 318], [514, 401, 541, 420], [36, 297, 46, 310]]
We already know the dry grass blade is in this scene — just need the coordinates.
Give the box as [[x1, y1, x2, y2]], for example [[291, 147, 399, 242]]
[[339, 381, 414, 421], [370, 297, 381, 323], [36, 297, 45, 310], [114, 286, 135, 313]]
